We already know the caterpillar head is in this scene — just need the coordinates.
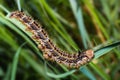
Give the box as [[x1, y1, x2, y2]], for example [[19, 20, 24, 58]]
[[84, 49, 94, 60]]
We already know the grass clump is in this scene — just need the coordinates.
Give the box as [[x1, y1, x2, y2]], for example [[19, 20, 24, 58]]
[[0, 0, 120, 80]]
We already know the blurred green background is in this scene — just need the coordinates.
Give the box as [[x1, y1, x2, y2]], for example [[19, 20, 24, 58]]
[[0, 0, 120, 80]]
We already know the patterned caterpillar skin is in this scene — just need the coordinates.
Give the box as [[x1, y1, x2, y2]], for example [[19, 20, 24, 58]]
[[10, 11, 94, 68]]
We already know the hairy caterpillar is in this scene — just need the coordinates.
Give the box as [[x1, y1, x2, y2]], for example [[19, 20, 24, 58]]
[[9, 11, 94, 68]]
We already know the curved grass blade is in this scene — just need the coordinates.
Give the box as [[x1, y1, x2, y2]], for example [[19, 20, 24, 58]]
[[44, 60, 76, 78], [46, 66, 96, 79], [11, 42, 26, 80], [46, 69, 76, 78], [94, 41, 120, 59]]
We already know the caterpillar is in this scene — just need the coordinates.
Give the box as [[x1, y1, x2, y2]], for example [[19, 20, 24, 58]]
[[9, 11, 94, 68]]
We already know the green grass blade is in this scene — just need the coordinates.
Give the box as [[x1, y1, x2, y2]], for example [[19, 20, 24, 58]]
[[11, 42, 26, 80], [0, 5, 10, 14], [46, 66, 96, 79], [90, 63, 110, 80], [94, 41, 120, 59], [3, 64, 11, 80], [46, 69, 76, 78], [69, 0, 91, 48], [16, 0, 21, 11], [80, 66, 96, 80]]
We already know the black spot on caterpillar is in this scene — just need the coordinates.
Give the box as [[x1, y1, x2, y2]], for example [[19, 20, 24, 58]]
[[9, 11, 94, 68]]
